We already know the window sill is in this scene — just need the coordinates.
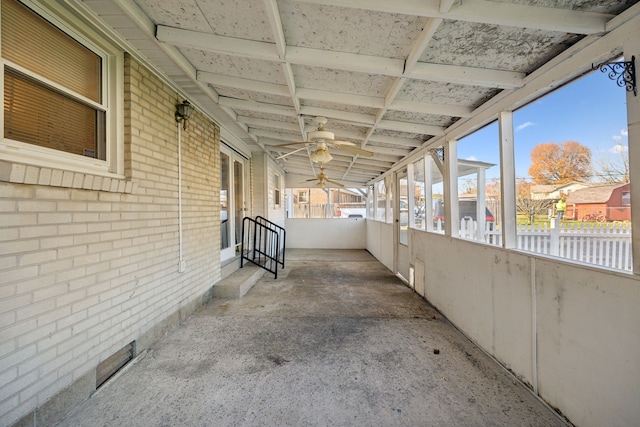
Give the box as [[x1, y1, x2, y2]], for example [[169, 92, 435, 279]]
[[0, 160, 133, 193]]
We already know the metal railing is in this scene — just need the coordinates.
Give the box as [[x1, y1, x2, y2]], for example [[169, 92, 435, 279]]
[[240, 216, 286, 278]]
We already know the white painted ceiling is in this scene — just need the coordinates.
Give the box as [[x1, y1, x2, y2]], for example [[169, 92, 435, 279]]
[[82, 0, 639, 187]]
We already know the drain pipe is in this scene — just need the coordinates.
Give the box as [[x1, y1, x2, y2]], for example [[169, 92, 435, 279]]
[[177, 122, 185, 273], [175, 100, 193, 273], [175, 100, 193, 274]]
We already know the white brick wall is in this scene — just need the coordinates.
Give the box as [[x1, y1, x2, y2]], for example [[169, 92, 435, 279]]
[[0, 55, 221, 425]]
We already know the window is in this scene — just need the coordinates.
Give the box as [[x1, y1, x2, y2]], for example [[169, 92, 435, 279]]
[[453, 123, 501, 245], [289, 187, 355, 218], [399, 173, 408, 245], [375, 180, 386, 221], [427, 149, 445, 234], [622, 191, 630, 206], [412, 158, 426, 230], [0, 0, 123, 176], [513, 66, 631, 271], [274, 173, 281, 206], [367, 186, 374, 219]]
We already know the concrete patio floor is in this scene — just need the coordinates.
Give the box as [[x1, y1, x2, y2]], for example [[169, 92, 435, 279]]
[[55, 249, 567, 426]]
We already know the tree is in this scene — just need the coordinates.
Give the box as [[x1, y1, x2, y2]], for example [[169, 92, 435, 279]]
[[596, 144, 629, 183], [528, 141, 592, 184], [515, 178, 551, 223]]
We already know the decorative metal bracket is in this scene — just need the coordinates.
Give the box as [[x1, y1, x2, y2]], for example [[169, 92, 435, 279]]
[[592, 56, 636, 96], [429, 147, 445, 162]]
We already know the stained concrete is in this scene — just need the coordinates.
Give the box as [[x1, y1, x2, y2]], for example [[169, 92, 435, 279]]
[[55, 249, 567, 427]]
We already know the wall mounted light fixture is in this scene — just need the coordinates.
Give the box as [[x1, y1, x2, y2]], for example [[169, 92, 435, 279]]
[[175, 100, 194, 130]]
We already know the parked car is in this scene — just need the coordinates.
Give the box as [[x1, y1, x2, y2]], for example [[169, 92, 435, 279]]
[[433, 199, 496, 225], [340, 207, 366, 218]]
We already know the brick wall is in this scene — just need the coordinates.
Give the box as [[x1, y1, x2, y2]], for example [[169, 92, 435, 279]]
[[0, 55, 221, 426]]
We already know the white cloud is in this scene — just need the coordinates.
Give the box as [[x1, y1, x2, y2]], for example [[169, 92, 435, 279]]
[[610, 144, 628, 154], [612, 129, 628, 142], [516, 121, 534, 132], [465, 156, 478, 161]]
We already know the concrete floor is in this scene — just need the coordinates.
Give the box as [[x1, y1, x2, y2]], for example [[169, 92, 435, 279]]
[[56, 249, 567, 426]]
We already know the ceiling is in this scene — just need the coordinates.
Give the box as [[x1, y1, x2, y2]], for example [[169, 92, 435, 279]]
[[81, 0, 639, 187]]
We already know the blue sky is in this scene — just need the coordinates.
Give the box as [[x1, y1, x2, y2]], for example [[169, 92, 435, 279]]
[[457, 68, 629, 182]]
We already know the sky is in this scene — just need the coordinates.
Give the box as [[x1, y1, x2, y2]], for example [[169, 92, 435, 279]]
[[456, 66, 629, 183]]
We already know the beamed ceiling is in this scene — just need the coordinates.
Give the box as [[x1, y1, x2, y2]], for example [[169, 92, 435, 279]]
[[81, 0, 639, 187]]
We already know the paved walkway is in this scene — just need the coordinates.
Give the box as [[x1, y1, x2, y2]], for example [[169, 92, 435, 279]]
[[56, 249, 566, 426]]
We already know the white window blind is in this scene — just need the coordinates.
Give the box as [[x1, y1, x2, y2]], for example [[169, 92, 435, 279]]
[[2, 0, 105, 159]]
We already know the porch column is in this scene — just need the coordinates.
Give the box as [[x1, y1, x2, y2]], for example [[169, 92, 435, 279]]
[[499, 111, 517, 249], [625, 32, 640, 274], [425, 155, 434, 232], [476, 167, 487, 241], [444, 139, 459, 237]]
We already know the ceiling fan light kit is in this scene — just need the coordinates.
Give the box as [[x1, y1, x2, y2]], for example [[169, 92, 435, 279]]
[[303, 166, 345, 188], [309, 147, 333, 163], [275, 116, 374, 164]]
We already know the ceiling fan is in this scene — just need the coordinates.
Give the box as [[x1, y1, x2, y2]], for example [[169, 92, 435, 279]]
[[276, 117, 374, 163], [304, 166, 344, 187]]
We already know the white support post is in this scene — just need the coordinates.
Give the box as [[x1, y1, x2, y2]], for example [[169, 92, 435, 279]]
[[444, 140, 459, 237], [407, 162, 416, 229], [499, 111, 517, 249], [625, 35, 640, 273], [425, 155, 434, 232], [476, 167, 487, 242]]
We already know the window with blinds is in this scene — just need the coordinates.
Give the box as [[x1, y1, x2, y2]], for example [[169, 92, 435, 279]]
[[1, 0, 106, 160]]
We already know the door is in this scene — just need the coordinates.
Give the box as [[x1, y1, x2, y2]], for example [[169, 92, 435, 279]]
[[396, 172, 410, 283], [220, 146, 246, 262]]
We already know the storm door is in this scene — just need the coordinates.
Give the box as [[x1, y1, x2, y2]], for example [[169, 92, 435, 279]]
[[396, 171, 410, 282], [220, 145, 246, 262]]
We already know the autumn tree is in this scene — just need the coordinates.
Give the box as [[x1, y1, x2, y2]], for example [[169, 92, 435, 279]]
[[528, 141, 592, 184]]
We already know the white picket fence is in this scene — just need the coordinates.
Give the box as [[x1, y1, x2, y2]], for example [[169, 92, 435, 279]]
[[455, 220, 633, 271]]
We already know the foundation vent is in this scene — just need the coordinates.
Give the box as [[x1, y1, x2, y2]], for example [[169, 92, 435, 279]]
[[96, 341, 135, 388]]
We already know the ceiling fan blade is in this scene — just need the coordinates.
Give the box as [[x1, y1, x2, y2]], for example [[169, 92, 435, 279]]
[[331, 140, 356, 146], [276, 141, 309, 147], [276, 146, 307, 159], [326, 178, 345, 187], [334, 144, 374, 157]]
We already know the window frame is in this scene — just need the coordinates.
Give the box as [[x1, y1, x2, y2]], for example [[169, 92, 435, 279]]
[[274, 172, 281, 207], [0, 0, 124, 178]]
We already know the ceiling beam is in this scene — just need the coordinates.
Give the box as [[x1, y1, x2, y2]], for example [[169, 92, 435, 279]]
[[389, 99, 472, 117], [299, 106, 376, 125], [218, 97, 297, 117], [197, 72, 289, 97], [156, 25, 279, 61], [409, 63, 524, 89], [160, 26, 526, 89], [405, 18, 442, 73], [296, 88, 385, 109], [368, 134, 421, 148], [286, 46, 404, 76], [449, 0, 610, 35], [250, 129, 302, 142], [238, 116, 301, 132], [262, 0, 286, 59], [364, 145, 411, 156], [292, 0, 611, 34], [377, 120, 445, 136]]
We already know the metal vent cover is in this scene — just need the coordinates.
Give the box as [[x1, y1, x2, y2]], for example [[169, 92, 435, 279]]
[[96, 341, 135, 388]]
